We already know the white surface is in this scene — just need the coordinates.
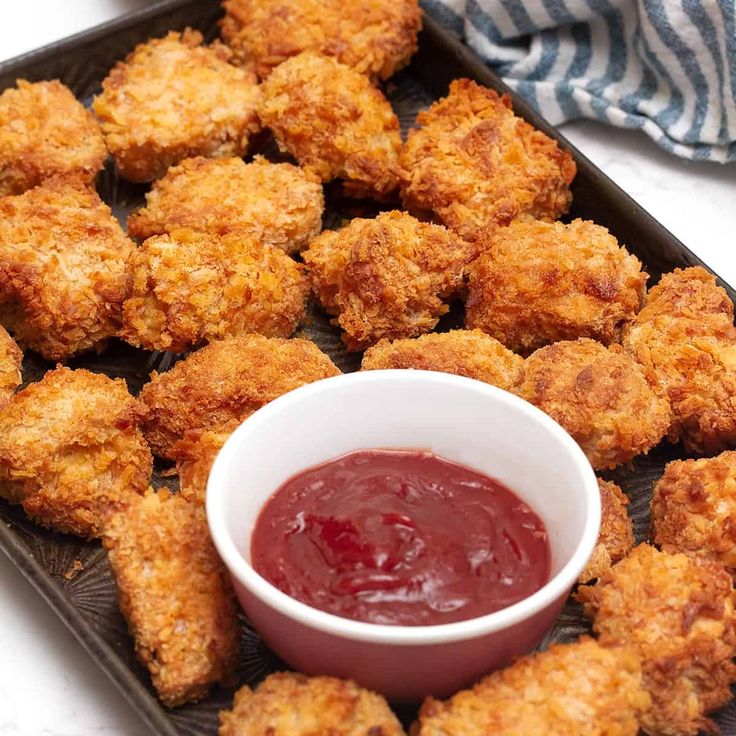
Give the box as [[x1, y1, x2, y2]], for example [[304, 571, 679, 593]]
[[0, 2, 734, 735]]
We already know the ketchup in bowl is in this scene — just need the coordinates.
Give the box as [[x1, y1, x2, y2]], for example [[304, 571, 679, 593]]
[[251, 449, 550, 626]]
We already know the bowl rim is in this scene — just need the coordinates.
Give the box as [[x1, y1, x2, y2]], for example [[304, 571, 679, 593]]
[[206, 369, 600, 646]]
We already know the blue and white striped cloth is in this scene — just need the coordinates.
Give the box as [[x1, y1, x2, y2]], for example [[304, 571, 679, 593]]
[[423, 0, 736, 163]]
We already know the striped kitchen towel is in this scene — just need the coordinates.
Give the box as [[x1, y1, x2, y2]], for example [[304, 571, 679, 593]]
[[423, 0, 736, 163]]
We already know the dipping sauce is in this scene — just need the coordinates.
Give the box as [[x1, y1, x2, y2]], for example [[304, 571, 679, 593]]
[[251, 449, 550, 626]]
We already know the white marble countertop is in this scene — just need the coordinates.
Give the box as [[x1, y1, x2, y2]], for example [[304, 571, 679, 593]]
[[0, 3, 735, 735]]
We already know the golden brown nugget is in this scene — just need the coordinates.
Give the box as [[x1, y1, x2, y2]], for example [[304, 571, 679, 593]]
[[578, 544, 736, 736], [517, 339, 671, 470], [173, 428, 232, 506], [0, 325, 22, 401], [361, 329, 523, 390], [0, 180, 135, 361], [258, 51, 402, 198], [466, 219, 647, 354], [220, 0, 421, 82], [219, 672, 406, 736], [414, 637, 649, 736], [0, 79, 107, 196], [303, 211, 477, 350], [623, 267, 736, 455], [400, 79, 576, 240], [120, 229, 309, 352], [140, 334, 340, 459], [93, 30, 260, 182], [104, 490, 239, 706], [0, 367, 151, 537], [127, 156, 324, 253]]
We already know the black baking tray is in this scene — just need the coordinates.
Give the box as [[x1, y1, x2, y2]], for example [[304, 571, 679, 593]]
[[1, 2, 734, 735]]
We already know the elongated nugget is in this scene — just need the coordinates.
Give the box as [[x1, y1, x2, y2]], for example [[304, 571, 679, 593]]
[[0, 325, 22, 401], [104, 490, 239, 706]]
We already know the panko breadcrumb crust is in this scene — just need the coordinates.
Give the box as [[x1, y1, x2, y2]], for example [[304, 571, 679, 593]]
[[93, 29, 260, 182], [127, 156, 324, 253], [466, 219, 647, 354], [303, 211, 477, 350], [0, 79, 107, 196], [0, 179, 135, 361], [400, 79, 576, 241], [0, 326, 22, 401], [219, 671, 406, 736], [258, 51, 402, 198], [103, 490, 239, 707], [0, 367, 152, 537], [172, 428, 232, 506]]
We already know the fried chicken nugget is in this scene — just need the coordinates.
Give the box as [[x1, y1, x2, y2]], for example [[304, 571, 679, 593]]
[[258, 51, 402, 198], [103, 489, 239, 706], [0, 325, 22, 401], [219, 672, 406, 736], [303, 211, 477, 350], [414, 637, 649, 736], [0, 79, 107, 196], [93, 30, 260, 183], [623, 267, 736, 455], [577, 544, 736, 736], [0, 367, 152, 537], [172, 428, 232, 506], [0, 179, 135, 361], [466, 219, 647, 354], [127, 156, 324, 253], [140, 334, 340, 459], [120, 229, 309, 352], [517, 339, 671, 470], [220, 0, 421, 82], [399, 79, 576, 241]]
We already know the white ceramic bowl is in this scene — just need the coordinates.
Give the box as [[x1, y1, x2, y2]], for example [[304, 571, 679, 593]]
[[207, 370, 600, 702]]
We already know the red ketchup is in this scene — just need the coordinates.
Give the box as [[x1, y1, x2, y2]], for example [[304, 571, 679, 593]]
[[251, 450, 550, 626]]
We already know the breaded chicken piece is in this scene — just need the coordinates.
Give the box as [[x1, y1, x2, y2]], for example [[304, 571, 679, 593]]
[[0, 79, 107, 196], [219, 672, 406, 736], [120, 229, 308, 352], [172, 428, 232, 506], [623, 267, 736, 455], [652, 452, 736, 575], [103, 490, 239, 706], [414, 637, 649, 736], [578, 544, 736, 736], [579, 479, 634, 584], [400, 79, 576, 241], [258, 51, 402, 198], [127, 156, 324, 253], [0, 326, 22, 401], [466, 219, 647, 354], [0, 367, 151, 537], [0, 180, 135, 361], [220, 0, 421, 82], [93, 30, 260, 182], [361, 329, 523, 390], [303, 211, 477, 350], [140, 334, 340, 459], [517, 339, 671, 470]]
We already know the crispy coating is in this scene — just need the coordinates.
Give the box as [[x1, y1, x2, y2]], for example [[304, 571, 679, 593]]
[[623, 267, 736, 455], [361, 329, 523, 390], [0, 367, 151, 537], [173, 428, 231, 506], [120, 229, 308, 352], [103, 490, 239, 706], [127, 156, 324, 253], [466, 219, 647, 354], [220, 0, 421, 82], [258, 51, 402, 198], [652, 451, 736, 575], [0, 79, 107, 196], [93, 30, 260, 182], [140, 334, 340, 459], [0, 325, 22, 401], [219, 671, 406, 736], [517, 339, 671, 470], [399, 79, 576, 241], [0, 180, 134, 361], [414, 637, 649, 736], [577, 544, 736, 736], [303, 211, 477, 350]]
